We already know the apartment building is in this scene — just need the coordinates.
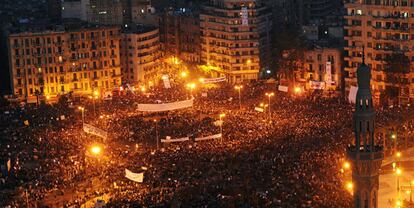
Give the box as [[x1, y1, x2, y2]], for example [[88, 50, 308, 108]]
[[344, 0, 414, 103], [8, 25, 122, 103], [120, 25, 161, 84], [200, 0, 272, 83]]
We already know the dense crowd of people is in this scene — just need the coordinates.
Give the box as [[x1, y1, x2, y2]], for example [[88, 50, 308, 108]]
[[0, 80, 413, 207]]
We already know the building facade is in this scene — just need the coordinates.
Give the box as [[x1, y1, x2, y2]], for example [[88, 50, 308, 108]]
[[120, 25, 161, 84], [200, 0, 272, 83], [296, 47, 343, 92], [344, 0, 414, 103], [8, 26, 122, 103], [160, 8, 201, 64]]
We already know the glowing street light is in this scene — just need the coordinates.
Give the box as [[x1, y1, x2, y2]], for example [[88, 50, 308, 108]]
[[396, 168, 402, 195], [180, 71, 188, 78], [78, 106, 85, 125], [294, 87, 302, 94], [396, 200, 402, 208], [90, 145, 102, 155], [234, 85, 243, 110], [186, 83, 196, 98], [346, 181, 353, 194], [265, 92, 275, 119], [154, 119, 159, 150], [396, 151, 402, 158], [343, 161, 351, 170], [219, 113, 225, 142], [199, 77, 205, 83]]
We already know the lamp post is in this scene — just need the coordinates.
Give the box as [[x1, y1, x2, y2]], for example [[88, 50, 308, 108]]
[[78, 106, 85, 125], [265, 92, 274, 120], [91, 90, 99, 117], [396, 168, 402, 196], [186, 83, 196, 99], [219, 113, 225, 143], [234, 85, 243, 110], [154, 119, 159, 150]]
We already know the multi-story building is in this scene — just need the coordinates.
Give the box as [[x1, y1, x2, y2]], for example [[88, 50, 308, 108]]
[[130, 0, 158, 26], [200, 0, 272, 83], [88, 0, 124, 25], [296, 47, 343, 93], [266, 0, 342, 26], [62, 0, 89, 21], [120, 25, 161, 84], [344, 0, 414, 103], [160, 7, 201, 64], [7, 25, 122, 103]]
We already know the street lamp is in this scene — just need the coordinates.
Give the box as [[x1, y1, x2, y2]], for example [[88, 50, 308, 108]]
[[265, 92, 275, 119], [346, 181, 353, 193], [234, 85, 243, 110], [294, 87, 302, 94], [78, 106, 85, 125], [180, 71, 188, 78], [396, 168, 402, 195], [186, 83, 196, 98], [90, 90, 99, 117], [90, 145, 102, 156], [219, 113, 225, 143], [154, 119, 159, 150], [343, 161, 351, 170]]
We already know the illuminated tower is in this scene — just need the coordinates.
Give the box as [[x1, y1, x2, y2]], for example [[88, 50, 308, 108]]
[[347, 53, 384, 208]]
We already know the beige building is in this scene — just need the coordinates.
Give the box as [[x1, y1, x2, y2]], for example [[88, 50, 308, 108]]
[[8, 25, 122, 103], [200, 0, 272, 83], [344, 0, 414, 103], [296, 47, 343, 92], [120, 25, 161, 84]]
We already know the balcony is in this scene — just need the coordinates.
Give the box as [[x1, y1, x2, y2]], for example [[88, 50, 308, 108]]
[[110, 45, 116, 49]]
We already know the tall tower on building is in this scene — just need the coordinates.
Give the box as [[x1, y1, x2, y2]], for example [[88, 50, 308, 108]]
[[347, 53, 384, 208]]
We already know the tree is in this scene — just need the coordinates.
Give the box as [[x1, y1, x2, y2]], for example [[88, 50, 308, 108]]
[[272, 26, 307, 88]]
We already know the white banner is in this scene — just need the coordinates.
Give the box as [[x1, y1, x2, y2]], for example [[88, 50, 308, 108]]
[[278, 85, 288, 92], [255, 107, 264, 112], [137, 99, 193, 112], [83, 123, 108, 139], [309, 81, 326, 90], [201, 77, 227, 84], [241, 7, 248, 26], [161, 136, 190, 143], [125, 169, 144, 183], [162, 75, 171, 89], [195, 133, 222, 142], [348, 86, 358, 104]]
